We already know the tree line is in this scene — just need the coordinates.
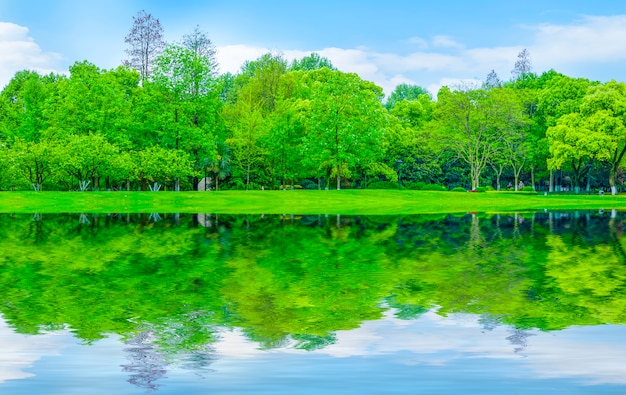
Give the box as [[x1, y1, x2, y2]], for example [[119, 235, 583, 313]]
[[1, 10, 625, 193]]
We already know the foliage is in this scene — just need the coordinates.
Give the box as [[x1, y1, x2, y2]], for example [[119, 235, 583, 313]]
[[421, 184, 447, 191], [367, 181, 399, 189], [451, 187, 467, 192]]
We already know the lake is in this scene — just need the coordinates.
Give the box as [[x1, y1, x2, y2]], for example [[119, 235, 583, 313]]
[[1, 211, 625, 394]]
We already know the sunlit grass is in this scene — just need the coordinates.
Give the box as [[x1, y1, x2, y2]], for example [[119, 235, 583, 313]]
[[0, 190, 624, 214]]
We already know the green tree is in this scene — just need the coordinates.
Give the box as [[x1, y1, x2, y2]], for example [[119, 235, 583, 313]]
[[9, 139, 59, 191], [435, 86, 526, 189], [151, 38, 221, 190], [289, 53, 335, 71], [224, 84, 268, 190], [57, 134, 119, 191], [579, 81, 626, 194], [299, 68, 387, 190], [385, 83, 430, 111]]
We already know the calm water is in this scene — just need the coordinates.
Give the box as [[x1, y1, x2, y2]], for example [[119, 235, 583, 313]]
[[1, 211, 626, 394]]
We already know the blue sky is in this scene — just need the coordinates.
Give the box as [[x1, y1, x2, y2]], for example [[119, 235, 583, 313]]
[[2, 1, 626, 95]]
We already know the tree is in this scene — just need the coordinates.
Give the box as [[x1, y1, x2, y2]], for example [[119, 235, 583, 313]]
[[183, 25, 217, 62], [546, 113, 598, 193], [124, 10, 166, 83], [290, 53, 335, 72], [538, 74, 594, 191], [10, 139, 59, 191], [435, 86, 527, 189], [578, 81, 626, 194], [511, 49, 532, 81], [299, 69, 387, 190], [224, 84, 268, 190], [483, 69, 502, 90], [385, 94, 439, 185], [385, 83, 430, 111], [57, 134, 119, 191], [151, 40, 221, 190], [132, 146, 195, 191]]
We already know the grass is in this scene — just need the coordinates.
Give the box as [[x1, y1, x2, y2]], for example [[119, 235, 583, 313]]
[[0, 190, 624, 214]]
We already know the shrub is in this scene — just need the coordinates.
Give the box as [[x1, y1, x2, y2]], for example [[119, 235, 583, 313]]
[[475, 186, 488, 192], [402, 181, 425, 190], [521, 186, 535, 192], [421, 184, 447, 191], [451, 187, 467, 192], [300, 179, 318, 190], [367, 181, 399, 189]]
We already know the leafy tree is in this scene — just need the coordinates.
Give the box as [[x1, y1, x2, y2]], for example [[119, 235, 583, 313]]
[[299, 68, 387, 190], [290, 53, 335, 71], [435, 86, 526, 189], [385, 95, 439, 185], [9, 139, 59, 191], [124, 10, 166, 83], [546, 113, 597, 192], [224, 84, 268, 190], [151, 39, 221, 189], [0, 70, 59, 142], [579, 81, 626, 194], [57, 134, 119, 191], [132, 146, 195, 191], [385, 83, 430, 111]]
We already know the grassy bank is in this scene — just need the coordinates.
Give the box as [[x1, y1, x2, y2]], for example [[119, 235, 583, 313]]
[[0, 190, 624, 214]]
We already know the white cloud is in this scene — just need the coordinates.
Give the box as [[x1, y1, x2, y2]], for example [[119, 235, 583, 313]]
[[0, 22, 63, 90], [0, 318, 66, 383], [528, 15, 626, 74], [432, 35, 464, 49], [213, 309, 626, 386], [215, 44, 270, 74], [216, 14, 626, 99], [405, 36, 429, 49]]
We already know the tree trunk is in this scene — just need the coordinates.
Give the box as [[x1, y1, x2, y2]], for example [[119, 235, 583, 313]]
[[610, 165, 618, 195], [549, 170, 554, 192], [531, 168, 535, 191], [336, 164, 341, 190], [246, 162, 251, 191]]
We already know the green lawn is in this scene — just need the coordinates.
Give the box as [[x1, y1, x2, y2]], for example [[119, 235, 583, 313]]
[[0, 190, 624, 214]]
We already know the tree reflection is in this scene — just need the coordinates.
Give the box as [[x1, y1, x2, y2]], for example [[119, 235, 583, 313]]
[[0, 210, 625, 365]]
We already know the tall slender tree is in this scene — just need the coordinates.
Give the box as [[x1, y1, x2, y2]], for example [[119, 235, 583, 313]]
[[124, 10, 166, 83], [511, 49, 532, 81]]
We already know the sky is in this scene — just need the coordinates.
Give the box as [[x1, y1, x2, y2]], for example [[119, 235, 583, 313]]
[[2, 1, 626, 96]]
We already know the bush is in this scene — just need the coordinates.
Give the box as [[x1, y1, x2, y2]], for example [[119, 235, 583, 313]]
[[475, 186, 488, 192], [451, 187, 467, 192], [402, 181, 425, 190], [521, 186, 535, 192], [300, 179, 318, 190], [421, 184, 447, 191], [367, 181, 399, 189]]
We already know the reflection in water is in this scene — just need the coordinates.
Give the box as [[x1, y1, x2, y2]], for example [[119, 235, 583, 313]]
[[122, 331, 167, 391], [0, 211, 626, 392]]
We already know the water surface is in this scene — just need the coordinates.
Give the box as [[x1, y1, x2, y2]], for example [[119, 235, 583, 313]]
[[1, 211, 625, 394]]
